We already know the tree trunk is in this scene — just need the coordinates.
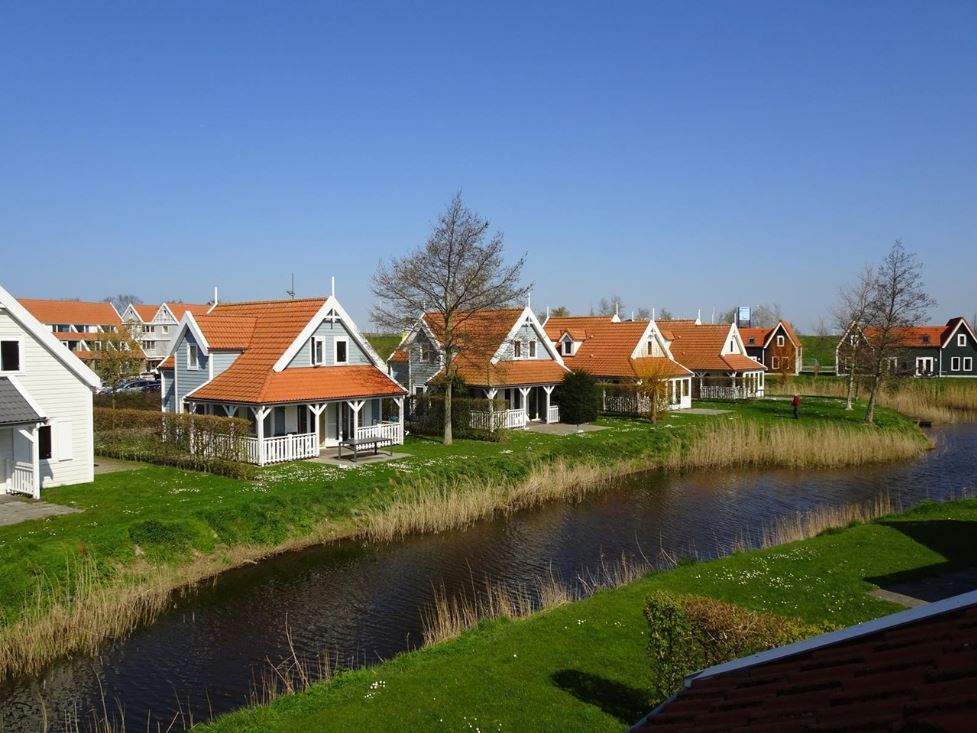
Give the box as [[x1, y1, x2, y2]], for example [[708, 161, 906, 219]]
[[864, 361, 883, 425], [443, 372, 453, 446], [845, 347, 857, 411]]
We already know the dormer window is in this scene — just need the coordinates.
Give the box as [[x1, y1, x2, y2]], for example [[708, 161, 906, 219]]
[[748, 337, 756, 344], [335, 338, 348, 364], [561, 339, 573, 356], [187, 344, 199, 370], [1, 340, 21, 372], [513, 340, 523, 358], [313, 338, 325, 365], [922, 335, 930, 344], [419, 343, 432, 362], [959, 333, 967, 347], [528, 340, 537, 358]]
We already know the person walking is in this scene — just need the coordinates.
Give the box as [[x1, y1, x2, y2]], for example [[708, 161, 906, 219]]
[[792, 393, 801, 419]]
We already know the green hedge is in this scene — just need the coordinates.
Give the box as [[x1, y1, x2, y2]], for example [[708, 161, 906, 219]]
[[408, 395, 508, 441], [644, 591, 831, 703], [94, 408, 256, 478]]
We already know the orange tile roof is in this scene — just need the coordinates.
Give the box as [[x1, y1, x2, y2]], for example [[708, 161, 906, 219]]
[[19, 298, 123, 327], [159, 355, 175, 369], [131, 304, 159, 321], [660, 321, 765, 373], [449, 358, 569, 387], [177, 298, 403, 404], [192, 364, 404, 404], [543, 316, 691, 379], [863, 324, 951, 348], [167, 303, 210, 319], [740, 321, 801, 349]]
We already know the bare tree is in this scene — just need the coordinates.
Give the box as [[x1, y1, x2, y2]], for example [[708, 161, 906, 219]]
[[597, 296, 625, 317], [658, 307, 674, 321], [103, 294, 142, 312], [833, 265, 876, 410], [91, 330, 144, 408], [635, 307, 652, 320], [717, 303, 782, 327], [372, 193, 530, 444], [862, 241, 936, 425]]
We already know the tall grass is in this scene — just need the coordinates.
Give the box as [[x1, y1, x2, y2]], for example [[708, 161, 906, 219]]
[[768, 377, 977, 423], [662, 420, 927, 471]]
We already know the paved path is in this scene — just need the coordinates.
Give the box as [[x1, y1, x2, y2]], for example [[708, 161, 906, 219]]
[[682, 408, 731, 416], [305, 450, 409, 467], [870, 567, 977, 607], [0, 494, 81, 526]]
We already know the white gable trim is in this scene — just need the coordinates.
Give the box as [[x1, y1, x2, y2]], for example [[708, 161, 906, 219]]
[[630, 320, 675, 361], [272, 297, 386, 373], [164, 313, 211, 360], [120, 304, 145, 324], [0, 284, 102, 389], [722, 324, 747, 356], [941, 318, 977, 348], [489, 307, 565, 366]]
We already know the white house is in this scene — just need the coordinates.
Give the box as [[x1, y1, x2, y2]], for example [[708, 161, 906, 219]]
[[1, 285, 101, 498]]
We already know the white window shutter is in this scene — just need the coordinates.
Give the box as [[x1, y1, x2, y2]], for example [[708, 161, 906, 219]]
[[56, 420, 74, 461]]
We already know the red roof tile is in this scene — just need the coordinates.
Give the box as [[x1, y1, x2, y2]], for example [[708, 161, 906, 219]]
[[167, 303, 211, 319], [131, 304, 159, 321], [19, 298, 122, 328], [633, 598, 977, 732], [543, 316, 691, 379], [660, 321, 765, 373]]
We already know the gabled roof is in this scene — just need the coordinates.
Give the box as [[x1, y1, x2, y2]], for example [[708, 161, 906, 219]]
[[861, 319, 969, 349], [542, 315, 691, 379], [0, 376, 45, 426], [0, 286, 102, 389], [633, 589, 977, 732], [739, 320, 800, 350], [173, 297, 404, 404], [660, 321, 764, 373], [19, 298, 123, 328], [165, 303, 211, 320], [131, 304, 159, 322], [422, 307, 568, 387]]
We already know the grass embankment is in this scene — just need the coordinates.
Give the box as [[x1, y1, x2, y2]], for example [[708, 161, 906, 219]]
[[799, 334, 839, 368], [198, 497, 977, 732], [0, 399, 927, 680], [768, 375, 977, 423], [363, 332, 402, 361]]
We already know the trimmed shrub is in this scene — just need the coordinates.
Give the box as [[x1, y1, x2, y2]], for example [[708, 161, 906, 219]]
[[408, 395, 507, 441], [558, 370, 600, 425], [644, 592, 831, 703]]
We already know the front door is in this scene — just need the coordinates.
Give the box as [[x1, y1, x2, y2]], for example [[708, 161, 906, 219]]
[[527, 387, 539, 420], [321, 403, 341, 447]]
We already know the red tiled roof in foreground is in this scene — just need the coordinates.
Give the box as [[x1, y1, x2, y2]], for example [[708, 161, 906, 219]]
[[542, 316, 691, 379], [660, 321, 765, 373], [634, 594, 977, 733]]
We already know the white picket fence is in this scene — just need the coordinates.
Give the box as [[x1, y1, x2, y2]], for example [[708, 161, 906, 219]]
[[699, 385, 763, 401], [8, 464, 36, 498], [355, 422, 404, 444], [469, 408, 528, 431], [547, 405, 560, 424]]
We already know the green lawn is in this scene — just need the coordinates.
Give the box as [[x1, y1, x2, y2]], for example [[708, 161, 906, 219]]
[[799, 334, 839, 368], [0, 398, 921, 630], [363, 332, 403, 360], [198, 497, 977, 732]]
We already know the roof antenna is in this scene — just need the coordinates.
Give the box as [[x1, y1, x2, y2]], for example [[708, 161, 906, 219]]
[[286, 273, 295, 300], [652, 307, 656, 320], [527, 290, 532, 310]]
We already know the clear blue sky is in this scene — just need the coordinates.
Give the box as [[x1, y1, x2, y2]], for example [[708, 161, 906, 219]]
[[2, 1, 975, 331]]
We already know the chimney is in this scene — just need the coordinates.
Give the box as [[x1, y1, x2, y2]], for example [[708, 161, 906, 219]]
[[331, 276, 336, 299]]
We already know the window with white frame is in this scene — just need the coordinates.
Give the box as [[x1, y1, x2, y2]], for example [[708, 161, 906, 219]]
[[313, 338, 325, 365], [562, 339, 573, 356], [959, 333, 967, 347], [513, 340, 523, 358], [528, 340, 537, 358], [335, 338, 348, 364], [0, 340, 21, 372], [419, 343, 431, 362], [965, 357, 973, 372], [771, 356, 780, 370], [951, 357, 961, 371], [777, 334, 785, 347], [187, 344, 199, 370]]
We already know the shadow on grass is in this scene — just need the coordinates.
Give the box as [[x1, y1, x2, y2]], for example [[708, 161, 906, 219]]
[[551, 669, 649, 723], [866, 520, 977, 600]]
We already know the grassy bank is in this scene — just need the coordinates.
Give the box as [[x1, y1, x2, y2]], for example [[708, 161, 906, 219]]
[[197, 496, 977, 732], [0, 399, 927, 680], [767, 375, 977, 423]]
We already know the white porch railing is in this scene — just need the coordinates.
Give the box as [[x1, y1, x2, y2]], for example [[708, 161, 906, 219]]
[[8, 465, 36, 497], [700, 385, 760, 401], [254, 432, 319, 465], [356, 422, 404, 445], [469, 408, 528, 431], [546, 405, 560, 424]]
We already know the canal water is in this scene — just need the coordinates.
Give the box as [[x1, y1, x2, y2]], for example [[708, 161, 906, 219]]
[[2, 425, 976, 731]]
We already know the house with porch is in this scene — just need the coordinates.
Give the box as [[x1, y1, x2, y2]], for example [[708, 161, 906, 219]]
[[836, 317, 977, 378], [740, 320, 803, 376], [1, 285, 101, 499], [389, 307, 569, 429], [18, 298, 143, 369], [542, 314, 693, 410], [657, 319, 766, 399], [122, 302, 211, 372], [159, 296, 407, 465]]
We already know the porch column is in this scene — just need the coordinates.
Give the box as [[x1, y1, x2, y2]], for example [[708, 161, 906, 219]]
[[309, 403, 327, 446], [347, 400, 364, 438], [543, 385, 555, 422], [31, 424, 40, 500], [223, 404, 236, 417], [518, 387, 530, 422], [394, 397, 404, 423], [252, 406, 269, 466]]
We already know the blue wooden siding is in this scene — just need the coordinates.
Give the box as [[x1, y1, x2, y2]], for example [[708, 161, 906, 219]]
[[286, 319, 371, 368], [174, 332, 209, 408], [497, 322, 550, 361], [211, 350, 241, 378], [402, 330, 441, 392]]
